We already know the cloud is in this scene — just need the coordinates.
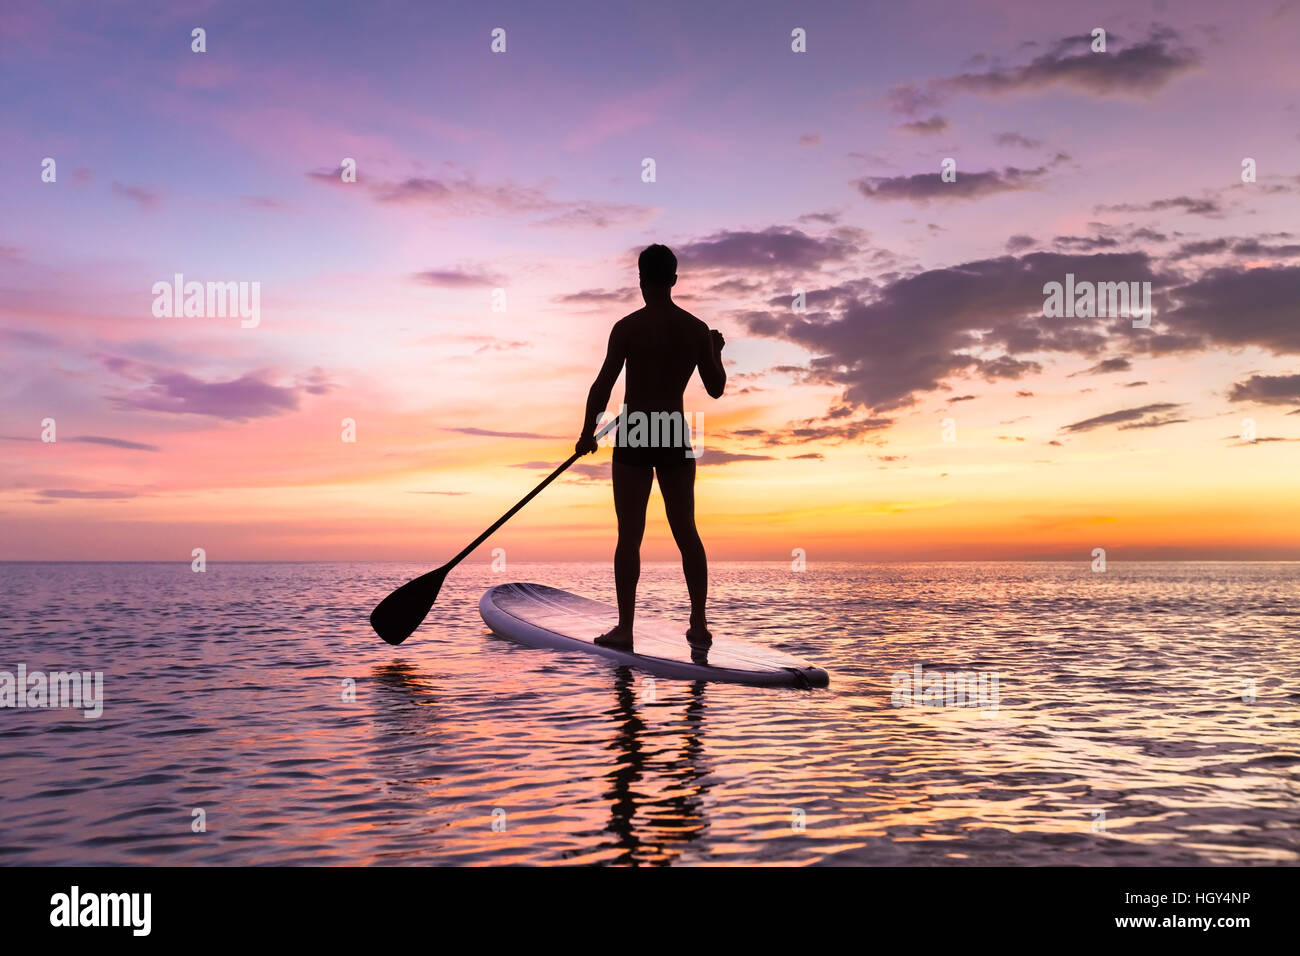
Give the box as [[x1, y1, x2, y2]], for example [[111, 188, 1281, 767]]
[[896, 115, 949, 135], [413, 268, 503, 288], [39, 489, 137, 499], [555, 287, 637, 304], [1006, 235, 1037, 251], [1061, 402, 1186, 433], [111, 371, 301, 420], [1053, 235, 1120, 251], [674, 227, 857, 271], [449, 427, 562, 440], [738, 250, 1159, 413], [1173, 237, 1300, 260], [68, 435, 160, 451], [995, 132, 1042, 149], [696, 450, 776, 466], [111, 181, 162, 210], [725, 418, 894, 446], [1160, 266, 1300, 354], [2, 434, 158, 451], [1096, 195, 1222, 217], [1129, 227, 1169, 243], [886, 30, 1198, 115], [312, 165, 652, 228], [1074, 357, 1133, 376], [1228, 373, 1300, 404], [854, 165, 1049, 203]]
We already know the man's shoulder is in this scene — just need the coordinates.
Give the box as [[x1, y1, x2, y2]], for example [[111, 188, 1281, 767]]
[[610, 310, 643, 339], [673, 306, 708, 331]]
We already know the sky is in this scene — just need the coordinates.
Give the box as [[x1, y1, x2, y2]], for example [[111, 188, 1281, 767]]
[[2, 0, 1299, 562]]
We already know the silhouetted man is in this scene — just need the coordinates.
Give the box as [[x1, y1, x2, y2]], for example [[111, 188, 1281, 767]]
[[576, 244, 726, 648]]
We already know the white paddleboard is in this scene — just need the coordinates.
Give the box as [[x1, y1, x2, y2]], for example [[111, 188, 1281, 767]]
[[479, 582, 829, 688]]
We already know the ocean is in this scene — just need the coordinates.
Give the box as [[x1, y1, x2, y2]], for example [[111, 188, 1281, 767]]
[[1, 561, 1296, 865]]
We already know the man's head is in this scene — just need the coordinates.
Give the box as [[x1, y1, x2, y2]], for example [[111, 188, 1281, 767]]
[[638, 244, 677, 296]]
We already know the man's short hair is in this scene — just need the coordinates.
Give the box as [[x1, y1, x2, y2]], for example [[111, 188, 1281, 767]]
[[638, 244, 677, 286]]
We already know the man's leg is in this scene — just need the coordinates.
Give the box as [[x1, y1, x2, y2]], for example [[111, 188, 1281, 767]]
[[656, 459, 710, 641], [597, 460, 653, 646]]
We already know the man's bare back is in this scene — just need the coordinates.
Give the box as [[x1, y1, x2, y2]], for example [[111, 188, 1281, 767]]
[[618, 303, 721, 416]]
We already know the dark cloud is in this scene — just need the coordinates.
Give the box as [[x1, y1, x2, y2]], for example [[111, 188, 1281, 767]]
[[1159, 266, 1300, 354], [738, 251, 1158, 413], [995, 132, 1042, 148], [112, 372, 301, 421], [39, 489, 136, 499], [449, 427, 561, 440], [884, 30, 1197, 119], [1129, 227, 1169, 243], [675, 227, 857, 271], [1006, 234, 1037, 251], [310, 167, 650, 227], [737, 418, 894, 446], [111, 181, 161, 210], [1061, 402, 1185, 433], [696, 450, 776, 465], [68, 435, 160, 451], [1226, 436, 1297, 446], [1096, 195, 1221, 217], [413, 268, 503, 288], [1, 434, 158, 451], [925, 30, 1197, 108], [854, 165, 1048, 203], [1073, 357, 1133, 376], [1171, 238, 1231, 258], [1173, 236, 1300, 261], [555, 287, 637, 304], [897, 115, 949, 135], [1053, 235, 1119, 250], [1228, 373, 1300, 404]]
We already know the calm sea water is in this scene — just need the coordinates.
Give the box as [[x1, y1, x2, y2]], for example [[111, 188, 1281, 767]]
[[0, 561, 1296, 866]]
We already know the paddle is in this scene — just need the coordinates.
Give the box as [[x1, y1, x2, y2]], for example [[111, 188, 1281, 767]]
[[369, 413, 623, 645]]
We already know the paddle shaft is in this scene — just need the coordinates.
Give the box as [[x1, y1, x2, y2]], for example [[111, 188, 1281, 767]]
[[444, 414, 622, 570]]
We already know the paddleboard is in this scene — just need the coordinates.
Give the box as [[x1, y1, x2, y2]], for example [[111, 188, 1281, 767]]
[[479, 582, 829, 688]]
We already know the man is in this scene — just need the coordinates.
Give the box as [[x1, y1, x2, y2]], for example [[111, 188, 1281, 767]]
[[575, 244, 726, 648]]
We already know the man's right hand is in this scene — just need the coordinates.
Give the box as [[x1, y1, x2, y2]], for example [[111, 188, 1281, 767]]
[[710, 329, 725, 353], [575, 434, 599, 456]]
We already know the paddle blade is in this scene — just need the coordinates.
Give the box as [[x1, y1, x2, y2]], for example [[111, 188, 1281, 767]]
[[369, 567, 447, 645]]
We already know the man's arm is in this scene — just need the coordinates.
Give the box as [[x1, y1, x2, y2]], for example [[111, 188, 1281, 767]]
[[576, 323, 626, 454], [699, 327, 726, 398]]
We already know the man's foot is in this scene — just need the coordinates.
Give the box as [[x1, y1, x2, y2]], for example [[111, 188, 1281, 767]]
[[686, 618, 712, 646], [595, 624, 634, 649]]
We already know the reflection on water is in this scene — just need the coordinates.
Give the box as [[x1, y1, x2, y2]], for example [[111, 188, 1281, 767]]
[[0, 561, 1296, 865]]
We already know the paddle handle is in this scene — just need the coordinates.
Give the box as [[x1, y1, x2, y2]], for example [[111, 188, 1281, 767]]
[[444, 413, 621, 570]]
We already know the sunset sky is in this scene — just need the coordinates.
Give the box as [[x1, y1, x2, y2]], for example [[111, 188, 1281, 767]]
[[2, 0, 1298, 561]]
